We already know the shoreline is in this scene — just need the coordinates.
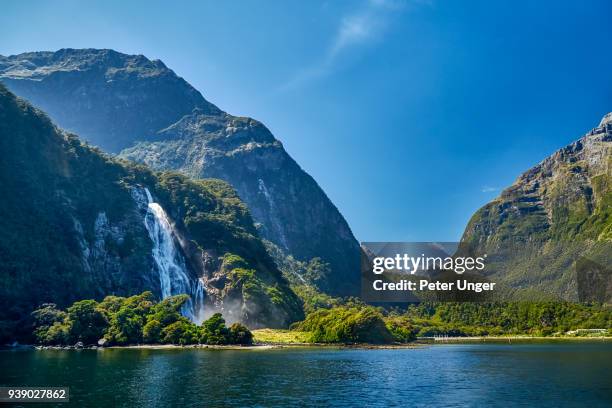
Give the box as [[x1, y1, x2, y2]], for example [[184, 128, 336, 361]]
[[4, 336, 609, 351], [417, 336, 612, 343]]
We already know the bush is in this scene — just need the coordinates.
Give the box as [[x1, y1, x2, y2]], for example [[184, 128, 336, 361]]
[[296, 306, 393, 344], [229, 323, 253, 345], [385, 316, 417, 343], [161, 319, 199, 345], [35, 321, 71, 345], [200, 313, 230, 345]]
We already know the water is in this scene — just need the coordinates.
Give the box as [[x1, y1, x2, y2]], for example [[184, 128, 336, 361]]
[[140, 188, 206, 322], [1, 343, 610, 407]]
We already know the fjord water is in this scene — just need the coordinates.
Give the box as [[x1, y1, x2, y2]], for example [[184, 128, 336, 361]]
[[1, 343, 611, 407]]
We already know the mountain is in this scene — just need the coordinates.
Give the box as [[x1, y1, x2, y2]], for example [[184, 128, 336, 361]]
[[0, 84, 302, 342], [0, 49, 220, 153], [460, 114, 611, 301], [0, 49, 361, 296]]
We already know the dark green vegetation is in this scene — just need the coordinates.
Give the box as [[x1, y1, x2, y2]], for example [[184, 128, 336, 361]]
[[32, 292, 253, 346], [461, 115, 611, 301], [293, 306, 396, 344], [0, 84, 301, 342], [399, 302, 611, 337], [288, 296, 610, 343], [0, 49, 362, 297], [43, 282, 611, 345]]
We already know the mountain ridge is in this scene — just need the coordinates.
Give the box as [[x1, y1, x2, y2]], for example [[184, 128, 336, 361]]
[[0, 48, 361, 296], [460, 113, 612, 301]]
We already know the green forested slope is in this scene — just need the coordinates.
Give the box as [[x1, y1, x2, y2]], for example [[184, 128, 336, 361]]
[[0, 84, 301, 341]]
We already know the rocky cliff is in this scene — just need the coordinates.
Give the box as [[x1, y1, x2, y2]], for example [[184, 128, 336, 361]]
[[0, 84, 302, 341], [0, 49, 361, 295], [460, 114, 612, 301]]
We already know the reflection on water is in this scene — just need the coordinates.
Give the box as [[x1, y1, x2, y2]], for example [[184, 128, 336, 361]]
[[1, 343, 611, 407]]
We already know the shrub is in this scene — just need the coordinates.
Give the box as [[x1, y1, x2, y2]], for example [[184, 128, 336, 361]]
[[200, 313, 230, 345], [296, 306, 393, 344], [385, 316, 417, 343], [229, 323, 253, 345], [161, 319, 199, 345]]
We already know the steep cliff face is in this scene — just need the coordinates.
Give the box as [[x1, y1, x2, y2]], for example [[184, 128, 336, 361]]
[[461, 114, 612, 301], [0, 85, 302, 341], [121, 112, 361, 294], [0, 49, 361, 296]]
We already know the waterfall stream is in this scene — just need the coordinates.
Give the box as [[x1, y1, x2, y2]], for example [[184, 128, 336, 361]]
[[140, 188, 206, 323]]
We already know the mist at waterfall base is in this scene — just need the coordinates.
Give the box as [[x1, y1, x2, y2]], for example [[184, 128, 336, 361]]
[[131, 187, 218, 325]]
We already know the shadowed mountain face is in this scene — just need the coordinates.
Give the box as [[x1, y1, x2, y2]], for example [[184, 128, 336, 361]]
[[460, 114, 612, 301], [0, 84, 302, 341], [0, 49, 361, 296]]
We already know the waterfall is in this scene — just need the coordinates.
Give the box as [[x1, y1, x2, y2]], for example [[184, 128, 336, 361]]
[[140, 188, 206, 323]]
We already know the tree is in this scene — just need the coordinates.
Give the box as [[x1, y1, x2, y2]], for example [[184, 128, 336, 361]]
[[229, 323, 253, 345], [385, 316, 416, 343], [104, 292, 155, 345], [31, 303, 67, 327], [161, 319, 199, 345], [149, 294, 189, 326], [143, 320, 162, 343], [66, 300, 108, 344], [304, 258, 332, 290], [106, 307, 144, 345], [200, 313, 230, 345]]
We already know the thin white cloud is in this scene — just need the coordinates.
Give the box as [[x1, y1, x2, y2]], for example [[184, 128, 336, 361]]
[[280, 0, 421, 91], [331, 15, 374, 56], [481, 186, 499, 193]]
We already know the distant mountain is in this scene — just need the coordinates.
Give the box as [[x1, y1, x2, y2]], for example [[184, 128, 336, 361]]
[[0, 84, 302, 342], [0, 49, 361, 296], [460, 114, 612, 301], [0, 49, 220, 152]]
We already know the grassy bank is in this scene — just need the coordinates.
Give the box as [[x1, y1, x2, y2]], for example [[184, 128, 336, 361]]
[[252, 329, 612, 345], [252, 329, 311, 344]]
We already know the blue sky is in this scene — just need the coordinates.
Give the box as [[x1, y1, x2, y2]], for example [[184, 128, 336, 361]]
[[1, 0, 611, 241]]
